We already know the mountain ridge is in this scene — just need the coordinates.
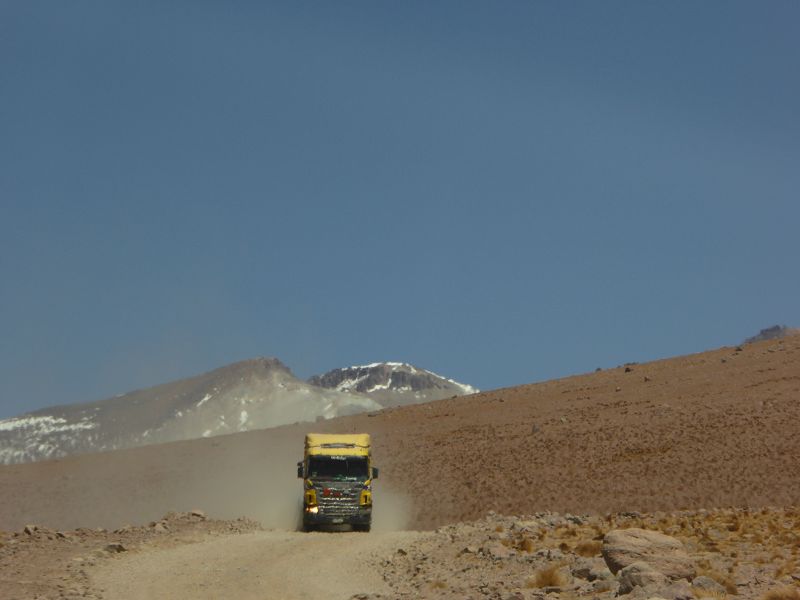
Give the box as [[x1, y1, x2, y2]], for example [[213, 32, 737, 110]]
[[0, 357, 477, 465]]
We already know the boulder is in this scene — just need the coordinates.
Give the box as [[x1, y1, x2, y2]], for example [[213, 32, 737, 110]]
[[692, 576, 726, 595], [618, 562, 669, 595], [572, 558, 612, 581], [657, 579, 694, 600], [602, 528, 695, 580]]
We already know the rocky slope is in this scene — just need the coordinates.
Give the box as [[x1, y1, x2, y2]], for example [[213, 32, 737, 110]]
[[309, 362, 478, 407], [0, 358, 380, 465], [744, 324, 799, 344]]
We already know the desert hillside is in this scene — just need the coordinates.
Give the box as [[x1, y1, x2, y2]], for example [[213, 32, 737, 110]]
[[0, 335, 797, 534]]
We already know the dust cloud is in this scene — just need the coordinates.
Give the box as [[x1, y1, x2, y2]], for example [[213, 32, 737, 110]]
[[0, 427, 413, 533], [371, 487, 413, 532], [156, 432, 413, 533]]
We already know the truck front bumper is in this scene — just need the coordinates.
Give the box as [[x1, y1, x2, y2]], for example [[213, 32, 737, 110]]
[[303, 506, 372, 526]]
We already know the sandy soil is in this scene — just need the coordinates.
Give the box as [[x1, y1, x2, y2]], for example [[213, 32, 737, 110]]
[[91, 529, 424, 600]]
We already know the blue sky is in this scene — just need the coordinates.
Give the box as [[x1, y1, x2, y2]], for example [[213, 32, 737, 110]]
[[1, 2, 798, 418]]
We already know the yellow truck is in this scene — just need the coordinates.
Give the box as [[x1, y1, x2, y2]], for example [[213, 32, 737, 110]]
[[297, 433, 378, 532]]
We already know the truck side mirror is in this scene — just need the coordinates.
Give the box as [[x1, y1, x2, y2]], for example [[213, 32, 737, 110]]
[[372, 467, 379, 479], [297, 461, 303, 478]]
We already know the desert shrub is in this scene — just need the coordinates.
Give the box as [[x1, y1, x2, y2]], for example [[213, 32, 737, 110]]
[[694, 589, 727, 600], [574, 540, 602, 557], [520, 537, 536, 553], [761, 587, 800, 600], [528, 563, 568, 588]]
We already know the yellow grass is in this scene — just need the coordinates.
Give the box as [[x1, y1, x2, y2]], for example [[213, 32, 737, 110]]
[[694, 589, 728, 600], [574, 540, 602, 557], [527, 563, 568, 588], [696, 568, 737, 595], [761, 587, 800, 600]]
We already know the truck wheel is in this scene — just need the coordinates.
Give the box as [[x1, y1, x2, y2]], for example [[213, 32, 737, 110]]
[[303, 522, 315, 533], [353, 523, 371, 532]]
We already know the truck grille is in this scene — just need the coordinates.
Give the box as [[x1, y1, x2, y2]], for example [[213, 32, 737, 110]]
[[318, 489, 360, 516]]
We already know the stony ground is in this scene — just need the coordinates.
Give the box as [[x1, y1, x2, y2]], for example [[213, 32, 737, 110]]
[[2, 507, 799, 599], [0, 511, 260, 599], [365, 508, 800, 600]]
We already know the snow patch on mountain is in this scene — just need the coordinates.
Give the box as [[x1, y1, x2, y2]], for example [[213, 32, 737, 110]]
[[309, 362, 478, 408], [0, 415, 98, 434]]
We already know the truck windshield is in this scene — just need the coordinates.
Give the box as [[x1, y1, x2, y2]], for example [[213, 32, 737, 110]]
[[308, 456, 369, 481]]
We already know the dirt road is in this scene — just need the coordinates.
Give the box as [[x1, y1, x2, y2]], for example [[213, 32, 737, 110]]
[[90, 530, 424, 600]]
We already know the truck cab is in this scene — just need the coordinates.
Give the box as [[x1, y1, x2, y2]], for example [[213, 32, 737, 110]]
[[298, 433, 378, 532]]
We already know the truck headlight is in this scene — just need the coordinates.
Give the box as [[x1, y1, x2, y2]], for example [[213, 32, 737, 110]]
[[306, 506, 319, 514], [305, 489, 318, 507]]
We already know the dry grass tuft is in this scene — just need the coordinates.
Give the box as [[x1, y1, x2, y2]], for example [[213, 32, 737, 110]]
[[428, 580, 448, 590], [695, 589, 728, 600], [520, 537, 536, 553], [574, 540, 602, 557], [761, 587, 800, 600], [696, 568, 737, 595], [528, 563, 568, 588], [776, 560, 797, 578]]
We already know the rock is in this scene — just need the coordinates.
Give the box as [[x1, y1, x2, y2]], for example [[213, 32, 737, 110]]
[[618, 562, 669, 595], [657, 579, 694, 600], [692, 576, 726, 595], [570, 557, 610, 582], [602, 528, 695, 580], [625, 586, 651, 600], [152, 522, 168, 533], [190, 509, 206, 519], [104, 542, 127, 553], [483, 542, 513, 559], [571, 560, 593, 580], [590, 564, 614, 581], [591, 579, 618, 593], [23, 524, 38, 535], [565, 514, 585, 525]]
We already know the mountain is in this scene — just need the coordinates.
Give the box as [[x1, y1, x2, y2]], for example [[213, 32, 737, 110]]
[[308, 362, 478, 408], [743, 324, 799, 344], [0, 358, 380, 465]]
